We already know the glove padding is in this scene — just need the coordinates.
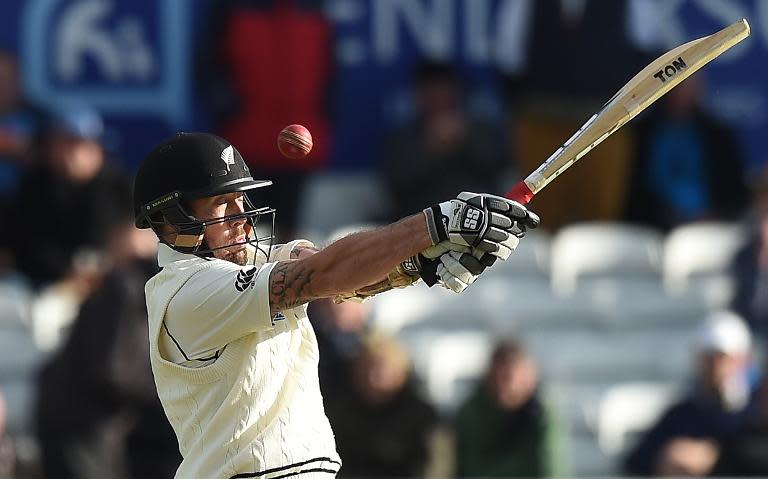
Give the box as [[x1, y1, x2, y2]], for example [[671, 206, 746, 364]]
[[417, 243, 497, 290], [437, 250, 495, 293], [424, 192, 540, 261]]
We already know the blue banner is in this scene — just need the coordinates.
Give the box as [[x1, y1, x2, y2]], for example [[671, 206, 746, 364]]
[[11, 0, 203, 169], [1, 0, 766, 173]]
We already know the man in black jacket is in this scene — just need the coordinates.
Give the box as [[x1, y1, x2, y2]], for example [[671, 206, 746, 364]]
[[624, 77, 749, 231], [11, 106, 131, 288]]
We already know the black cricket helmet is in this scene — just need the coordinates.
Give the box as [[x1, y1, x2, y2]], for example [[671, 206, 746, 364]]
[[134, 132, 274, 257]]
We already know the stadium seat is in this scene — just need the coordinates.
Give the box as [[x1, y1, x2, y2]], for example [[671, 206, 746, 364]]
[[551, 381, 611, 435], [0, 275, 33, 330], [0, 327, 41, 438], [663, 221, 745, 306], [423, 331, 493, 414], [295, 173, 386, 241], [569, 430, 614, 477], [576, 276, 708, 329], [0, 329, 42, 380], [464, 275, 603, 333], [373, 275, 571, 337], [482, 229, 552, 278], [395, 327, 492, 415], [524, 329, 693, 382], [368, 284, 456, 334], [550, 223, 663, 296], [0, 379, 34, 436], [597, 381, 681, 456]]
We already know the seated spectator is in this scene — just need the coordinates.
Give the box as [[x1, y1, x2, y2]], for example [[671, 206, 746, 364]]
[[454, 338, 564, 478], [11, 105, 131, 289], [35, 219, 181, 479], [307, 298, 368, 399], [714, 361, 768, 476], [378, 60, 510, 221], [731, 167, 768, 336], [326, 331, 438, 478], [623, 311, 753, 476], [624, 77, 749, 231]]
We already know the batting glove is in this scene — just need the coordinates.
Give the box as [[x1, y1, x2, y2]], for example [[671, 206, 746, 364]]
[[424, 192, 540, 260]]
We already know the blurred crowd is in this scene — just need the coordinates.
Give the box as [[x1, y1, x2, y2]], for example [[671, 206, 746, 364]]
[[0, 0, 767, 478]]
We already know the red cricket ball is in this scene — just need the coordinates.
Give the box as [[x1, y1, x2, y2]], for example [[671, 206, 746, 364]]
[[277, 124, 313, 159]]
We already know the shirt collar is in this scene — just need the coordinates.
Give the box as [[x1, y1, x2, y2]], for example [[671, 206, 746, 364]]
[[157, 243, 203, 267], [156, 243, 266, 268]]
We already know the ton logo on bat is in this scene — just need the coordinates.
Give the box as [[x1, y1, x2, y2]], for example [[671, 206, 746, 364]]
[[653, 57, 688, 83]]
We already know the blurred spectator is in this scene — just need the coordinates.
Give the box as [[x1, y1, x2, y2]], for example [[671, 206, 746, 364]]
[[307, 298, 368, 399], [10, 105, 131, 289], [496, 0, 653, 104], [731, 168, 768, 336], [454, 338, 565, 478], [0, 49, 48, 271], [35, 220, 180, 479], [714, 362, 768, 476], [196, 0, 332, 241], [624, 77, 749, 231], [378, 60, 509, 221], [623, 311, 753, 476], [325, 331, 438, 478]]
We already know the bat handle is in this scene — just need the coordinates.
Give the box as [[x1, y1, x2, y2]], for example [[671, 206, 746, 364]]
[[505, 181, 534, 205]]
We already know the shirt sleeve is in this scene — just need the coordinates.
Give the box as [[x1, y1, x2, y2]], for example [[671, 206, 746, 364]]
[[163, 239, 317, 361], [163, 260, 277, 361], [270, 239, 317, 260]]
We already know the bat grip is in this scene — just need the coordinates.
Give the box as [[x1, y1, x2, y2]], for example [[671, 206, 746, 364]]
[[505, 181, 534, 205], [421, 182, 534, 286]]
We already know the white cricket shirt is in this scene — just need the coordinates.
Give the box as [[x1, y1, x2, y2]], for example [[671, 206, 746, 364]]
[[145, 241, 341, 479]]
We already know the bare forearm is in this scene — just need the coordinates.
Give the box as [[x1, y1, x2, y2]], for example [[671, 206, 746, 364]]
[[269, 214, 430, 312], [317, 214, 430, 291]]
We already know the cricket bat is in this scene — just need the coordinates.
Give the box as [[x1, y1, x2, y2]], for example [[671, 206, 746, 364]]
[[506, 18, 751, 205]]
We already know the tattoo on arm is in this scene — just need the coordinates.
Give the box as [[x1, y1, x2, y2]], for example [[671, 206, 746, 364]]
[[269, 261, 317, 314], [290, 245, 319, 259]]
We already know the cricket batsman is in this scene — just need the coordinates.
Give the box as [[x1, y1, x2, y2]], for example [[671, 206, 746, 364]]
[[132, 132, 539, 478]]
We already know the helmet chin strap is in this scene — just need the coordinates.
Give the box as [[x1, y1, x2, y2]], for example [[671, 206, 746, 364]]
[[175, 232, 205, 252]]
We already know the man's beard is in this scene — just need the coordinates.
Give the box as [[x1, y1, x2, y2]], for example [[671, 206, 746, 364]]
[[214, 245, 248, 265]]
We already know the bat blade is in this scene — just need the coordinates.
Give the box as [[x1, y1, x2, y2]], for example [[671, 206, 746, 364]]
[[506, 18, 750, 205]]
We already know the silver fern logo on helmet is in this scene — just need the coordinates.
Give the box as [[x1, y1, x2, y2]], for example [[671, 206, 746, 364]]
[[221, 145, 235, 170]]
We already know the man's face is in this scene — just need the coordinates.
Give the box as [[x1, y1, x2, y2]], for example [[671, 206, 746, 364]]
[[189, 192, 249, 265], [354, 352, 408, 405], [488, 354, 538, 410], [698, 350, 746, 397], [48, 134, 103, 183]]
